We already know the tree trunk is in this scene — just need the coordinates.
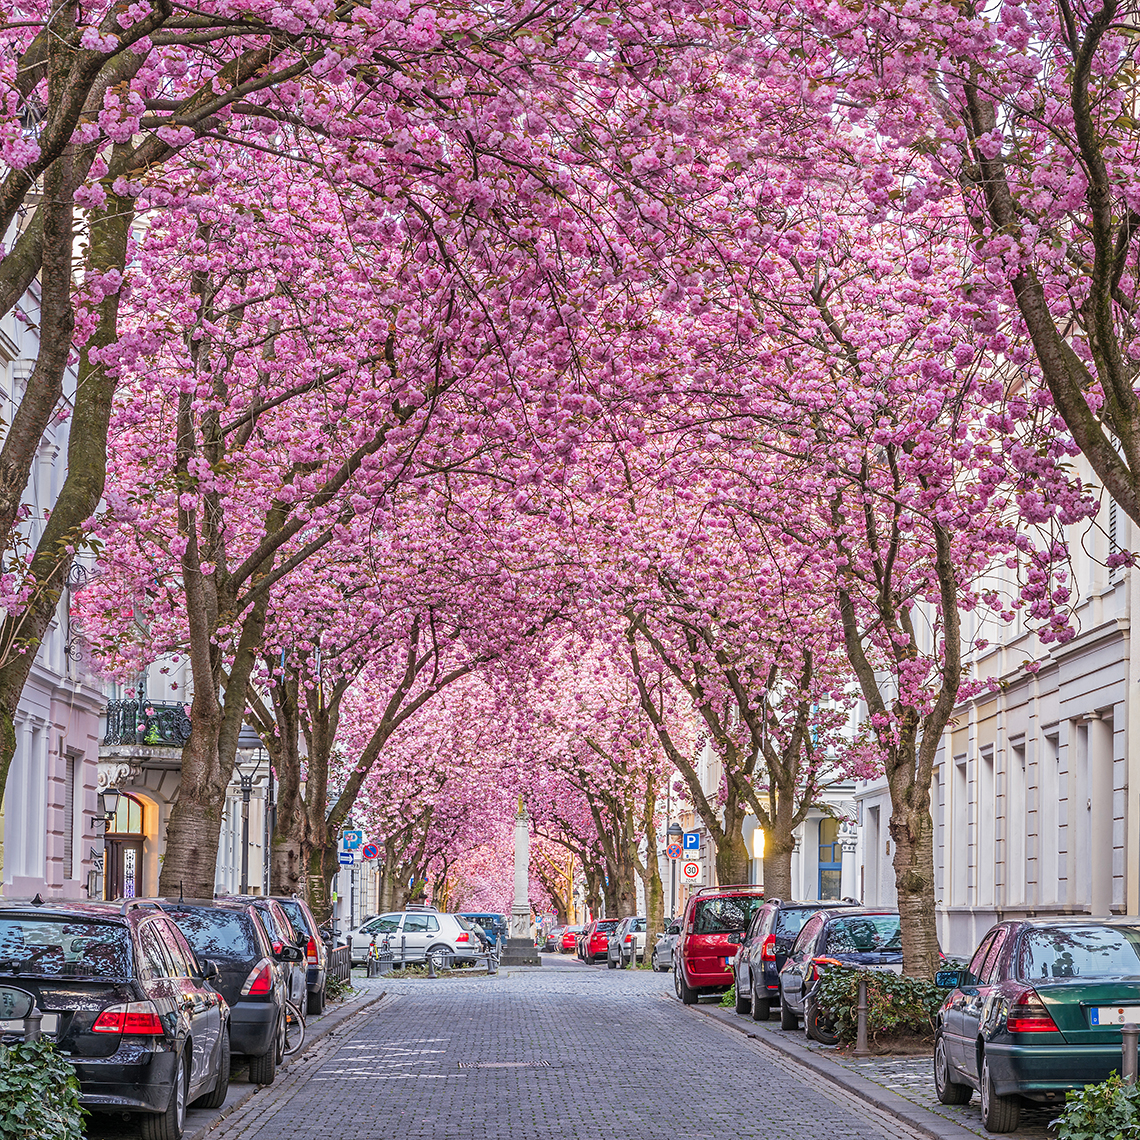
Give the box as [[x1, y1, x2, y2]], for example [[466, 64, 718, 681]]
[[762, 830, 795, 901], [306, 842, 339, 926], [714, 827, 751, 886], [641, 859, 664, 966], [891, 794, 940, 979]]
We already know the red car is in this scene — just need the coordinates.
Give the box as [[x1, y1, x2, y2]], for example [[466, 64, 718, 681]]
[[584, 919, 619, 963], [674, 885, 765, 1004], [561, 926, 582, 952]]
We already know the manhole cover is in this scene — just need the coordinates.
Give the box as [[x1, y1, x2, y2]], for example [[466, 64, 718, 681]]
[[457, 1060, 552, 1069]]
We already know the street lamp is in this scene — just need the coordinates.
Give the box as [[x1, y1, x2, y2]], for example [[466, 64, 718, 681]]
[[667, 822, 683, 918], [236, 725, 265, 895]]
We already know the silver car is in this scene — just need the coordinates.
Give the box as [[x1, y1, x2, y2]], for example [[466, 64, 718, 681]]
[[607, 916, 647, 968], [651, 918, 682, 972], [349, 907, 482, 966]]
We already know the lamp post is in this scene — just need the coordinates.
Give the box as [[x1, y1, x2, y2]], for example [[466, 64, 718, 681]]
[[91, 787, 121, 901], [239, 770, 253, 895], [666, 822, 683, 917]]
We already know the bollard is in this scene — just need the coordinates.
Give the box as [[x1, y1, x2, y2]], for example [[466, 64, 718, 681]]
[[23, 1006, 42, 1043], [427, 952, 437, 979], [853, 976, 870, 1058], [1123, 1023, 1139, 1086], [400, 935, 407, 970], [486, 949, 498, 976]]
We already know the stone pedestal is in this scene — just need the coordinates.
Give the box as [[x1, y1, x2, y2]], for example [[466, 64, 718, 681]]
[[500, 800, 540, 967]]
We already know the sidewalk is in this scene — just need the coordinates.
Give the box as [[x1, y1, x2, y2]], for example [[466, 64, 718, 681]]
[[184, 979, 388, 1140], [690, 1001, 1055, 1140]]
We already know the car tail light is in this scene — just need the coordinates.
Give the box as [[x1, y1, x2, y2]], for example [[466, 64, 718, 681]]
[[624, 935, 632, 944], [93, 1001, 164, 1035], [760, 935, 777, 962], [1006, 988, 1059, 1033], [241, 958, 274, 996], [456, 932, 471, 943], [306, 938, 318, 966], [808, 956, 842, 982]]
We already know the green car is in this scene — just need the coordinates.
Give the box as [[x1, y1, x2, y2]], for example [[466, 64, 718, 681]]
[[935, 918, 1140, 1132]]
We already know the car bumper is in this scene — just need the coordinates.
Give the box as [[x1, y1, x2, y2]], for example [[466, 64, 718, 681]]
[[76, 1040, 179, 1114], [985, 1041, 1126, 1100], [230, 1001, 279, 1058], [306, 966, 326, 993], [685, 956, 734, 988]]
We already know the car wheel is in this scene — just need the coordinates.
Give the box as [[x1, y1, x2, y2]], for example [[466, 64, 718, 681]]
[[140, 1048, 187, 1140], [804, 996, 840, 1045], [429, 946, 453, 969], [933, 1032, 971, 1105], [248, 1033, 278, 1086], [307, 982, 326, 1017], [780, 994, 798, 1030], [675, 963, 698, 1005], [980, 1055, 1020, 1132], [193, 1029, 230, 1110], [750, 984, 770, 1022], [734, 978, 750, 1015]]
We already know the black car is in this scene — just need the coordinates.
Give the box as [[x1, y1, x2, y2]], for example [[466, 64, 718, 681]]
[[0, 898, 229, 1140], [778, 907, 902, 1042], [271, 896, 329, 1015], [733, 898, 860, 1021], [155, 899, 300, 1085], [233, 897, 308, 1013]]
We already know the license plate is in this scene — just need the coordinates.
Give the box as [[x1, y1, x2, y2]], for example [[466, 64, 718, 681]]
[[1090, 1006, 1140, 1025], [869, 964, 904, 974], [0, 1013, 58, 1035]]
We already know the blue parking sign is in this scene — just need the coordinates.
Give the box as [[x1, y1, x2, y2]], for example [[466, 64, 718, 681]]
[[683, 831, 700, 851]]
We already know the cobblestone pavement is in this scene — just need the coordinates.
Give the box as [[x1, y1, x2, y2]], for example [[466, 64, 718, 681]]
[[706, 1001, 1057, 1138], [207, 956, 931, 1140]]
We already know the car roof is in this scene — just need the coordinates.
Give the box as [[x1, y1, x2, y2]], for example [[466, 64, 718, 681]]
[[1006, 916, 1140, 927], [0, 899, 131, 923]]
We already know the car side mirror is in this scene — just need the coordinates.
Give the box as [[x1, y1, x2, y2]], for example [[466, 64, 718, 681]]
[[200, 959, 219, 980], [936, 969, 971, 989], [727, 932, 744, 945]]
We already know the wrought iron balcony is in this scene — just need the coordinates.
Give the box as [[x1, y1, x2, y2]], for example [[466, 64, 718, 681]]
[[103, 700, 192, 747]]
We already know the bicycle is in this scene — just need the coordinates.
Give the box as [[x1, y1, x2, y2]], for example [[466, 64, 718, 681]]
[[282, 1000, 306, 1056]]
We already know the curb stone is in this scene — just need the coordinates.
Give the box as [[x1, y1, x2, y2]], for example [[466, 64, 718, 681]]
[[184, 986, 388, 1140], [689, 1001, 980, 1140]]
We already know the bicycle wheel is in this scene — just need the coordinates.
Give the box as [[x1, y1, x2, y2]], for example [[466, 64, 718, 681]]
[[282, 1001, 306, 1057]]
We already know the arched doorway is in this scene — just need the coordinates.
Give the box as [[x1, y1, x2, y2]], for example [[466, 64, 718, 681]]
[[104, 793, 146, 900]]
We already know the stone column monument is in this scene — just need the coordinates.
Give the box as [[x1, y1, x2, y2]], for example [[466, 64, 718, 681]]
[[500, 798, 540, 966]]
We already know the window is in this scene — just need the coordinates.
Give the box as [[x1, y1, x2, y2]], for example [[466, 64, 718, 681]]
[[156, 920, 195, 977], [790, 914, 826, 962], [403, 914, 438, 934], [63, 754, 76, 880], [694, 896, 765, 935], [166, 908, 259, 962], [981, 928, 1008, 984], [0, 918, 132, 978], [106, 793, 145, 837], [967, 933, 995, 981], [818, 818, 842, 900], [824, 915, 902, 954], [138, 922, 174, 979], [1017, 925, 1140, 981], [364, 915, 401, 935]]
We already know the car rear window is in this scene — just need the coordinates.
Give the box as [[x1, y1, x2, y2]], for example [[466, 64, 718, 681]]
[[694, 896, 765, 935], [0, 917, 132, 978], [275, 900, 312, 942], [824, 915, 902, 954], [595, 920, 618, 932], [166, 908, 260, 962], [1018, 925, 1140, 980], [775, 909, 816, 939]]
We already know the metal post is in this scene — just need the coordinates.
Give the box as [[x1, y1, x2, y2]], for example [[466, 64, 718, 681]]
[[239, 771, 252, 894], [23, 1006, 42, 1043], [400, 934, 406, 969], [427, 952, 436, 978], [1123, 1023, 1139, 1085], [854, 975, 870, 1057]]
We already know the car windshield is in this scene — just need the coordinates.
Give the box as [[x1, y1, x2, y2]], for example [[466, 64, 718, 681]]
[[694, 896, 765, 935], [0, 917, 132, 978], [167, 908, 259, 962], [1018, 925, 1140, 980], [824, 915, 902, 954]]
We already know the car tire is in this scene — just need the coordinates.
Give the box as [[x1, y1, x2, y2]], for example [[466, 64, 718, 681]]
[[933, 1032, 971, 1105], [307, 983, 326, 1017], [193, 1029, 230, 1110], [734, 979, 750, 1015], [141, 1048, 187, 1140], [780, 995, 798, 1030], [980, 1055, 1020, 1132], [750, 984, 770, 1022], [675, 963, 698, 1005], [248, 1035, 278, 1086], [804, 996, 840, 1045]]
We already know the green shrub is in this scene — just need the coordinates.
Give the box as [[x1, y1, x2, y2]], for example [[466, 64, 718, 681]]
[[719, 984, 737, 1009], [813, 965, 952, 1046], [0, 1037, 84, 1140], [1053, 1074, 1140, 1140]]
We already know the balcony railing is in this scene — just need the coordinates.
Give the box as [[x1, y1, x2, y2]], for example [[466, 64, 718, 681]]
[[103, 700, 192, 747]]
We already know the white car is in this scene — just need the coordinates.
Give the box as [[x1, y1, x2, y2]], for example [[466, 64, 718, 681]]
[[651, 919, 682, 972], [349, 907, 482, 966]]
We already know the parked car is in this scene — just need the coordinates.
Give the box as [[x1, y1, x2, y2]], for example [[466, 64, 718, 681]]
[[157, 898, 299, 1086], [607, 917, 647, 969], [734, 898, 860, 1020], [0, 898, 230, 1140], [652, 919, 682, 972], [934, 918, 1140, 1133], [561, 926, 582, 953], [583, 919, 620, 964], [674, 885, 766, 1004], [778, 907, 902, 1041], [456, 912, 507, 948], [348, 908, 482, 966], [271, 896, 328, 1015], [542, 926, 565, 953], [233, 897, 308, 1013]]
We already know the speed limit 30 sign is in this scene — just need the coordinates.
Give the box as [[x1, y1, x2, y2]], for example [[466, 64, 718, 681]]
[[682, 861, 701, 881]]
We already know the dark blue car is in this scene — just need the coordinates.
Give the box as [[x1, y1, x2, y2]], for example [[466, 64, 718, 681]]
[[457, 913, 507, 948]]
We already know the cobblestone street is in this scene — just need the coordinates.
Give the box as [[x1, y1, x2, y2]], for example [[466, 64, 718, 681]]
[[204, 958, 935, 1140]]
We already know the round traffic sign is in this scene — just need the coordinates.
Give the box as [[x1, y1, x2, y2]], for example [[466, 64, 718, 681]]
[[666, 842, 683, 860], [682, 861, 701, 881], [362, 843, 379, 860]]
